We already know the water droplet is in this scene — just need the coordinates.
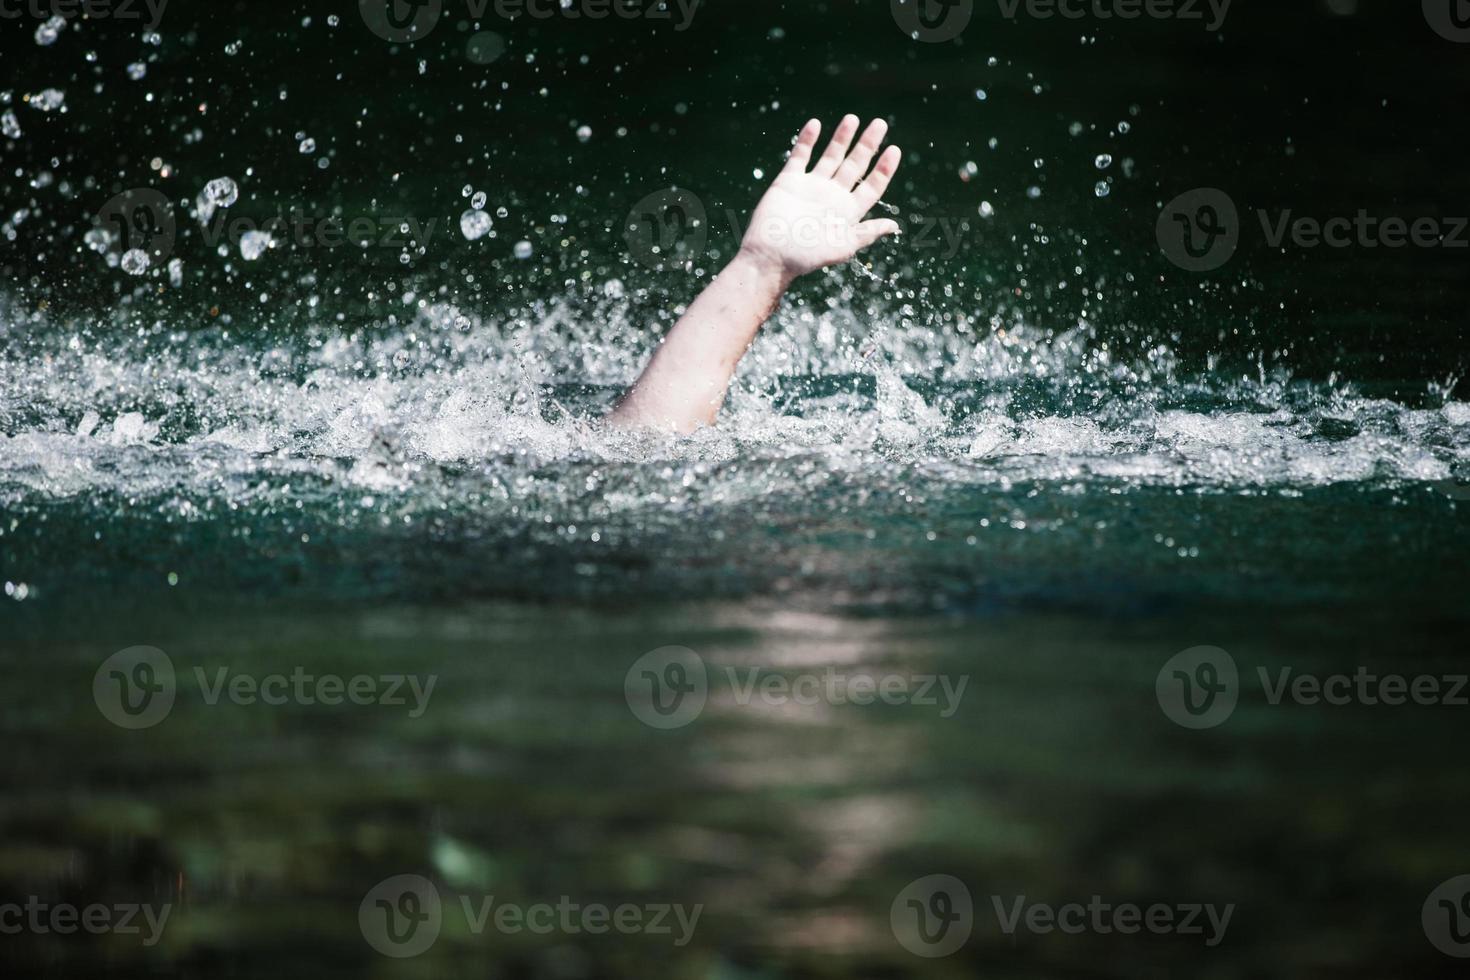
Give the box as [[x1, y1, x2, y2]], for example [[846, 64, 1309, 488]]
[[513, 240, 533, 260], [1095, 154, 1113, 169], [196, 176, 238, 225], [120, 249, 150, 275], [1094, 180, 1111, 198], [34, 15, 66, 46], [84, 228, 115, 254], [202, 177, 238, 207], [26, 89, 66, 112], [239, 230, 273, 261], [460, 210, 493, 241]]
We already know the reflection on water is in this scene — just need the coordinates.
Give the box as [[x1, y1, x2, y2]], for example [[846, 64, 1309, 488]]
[[2, 600, 1467, 977]]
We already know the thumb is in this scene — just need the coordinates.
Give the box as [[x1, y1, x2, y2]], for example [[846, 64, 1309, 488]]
[[854, 219, 901, 250]]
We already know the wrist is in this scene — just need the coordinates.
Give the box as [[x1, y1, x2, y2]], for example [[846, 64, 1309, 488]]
[[732, 244, 796, 292]]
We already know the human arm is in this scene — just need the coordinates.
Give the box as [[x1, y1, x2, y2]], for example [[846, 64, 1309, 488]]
[[607, 115, 902, 433]]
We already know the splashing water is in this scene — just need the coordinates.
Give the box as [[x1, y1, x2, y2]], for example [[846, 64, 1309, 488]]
[[1, 283, 1464, 610]]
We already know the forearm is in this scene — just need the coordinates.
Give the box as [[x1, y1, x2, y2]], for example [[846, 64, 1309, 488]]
[[607, 115, 900, 433], [608, 249, 791, 433]]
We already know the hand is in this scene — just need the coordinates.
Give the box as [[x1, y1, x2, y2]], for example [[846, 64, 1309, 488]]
[[738, 115, 903, 283]]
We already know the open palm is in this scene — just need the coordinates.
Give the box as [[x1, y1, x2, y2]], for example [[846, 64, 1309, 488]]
[[739, 115, 903, 281]]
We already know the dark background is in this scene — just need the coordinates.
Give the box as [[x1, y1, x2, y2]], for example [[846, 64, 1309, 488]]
[[2, 0, 1467, 385]]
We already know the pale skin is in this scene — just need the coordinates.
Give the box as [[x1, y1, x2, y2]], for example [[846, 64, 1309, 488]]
[[608, 115, 903, 433]]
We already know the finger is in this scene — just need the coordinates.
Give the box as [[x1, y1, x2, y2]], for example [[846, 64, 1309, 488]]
[[781, 119, 822, 175], [812, 114, 860, 178], [833, 118, 889, 189], [852, 145, 902, 214], [854, 219, 901, 251]]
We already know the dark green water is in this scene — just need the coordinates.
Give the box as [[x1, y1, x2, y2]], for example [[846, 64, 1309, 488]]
[[2, 1, 1469, 976]]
